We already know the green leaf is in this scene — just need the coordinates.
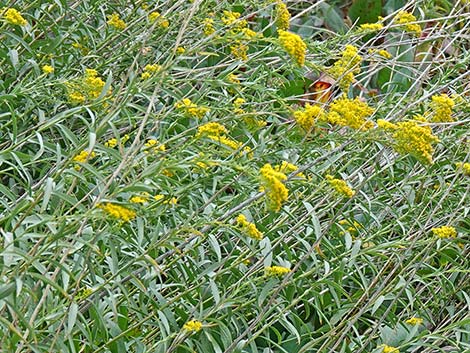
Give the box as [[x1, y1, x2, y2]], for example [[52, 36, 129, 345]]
[[0, 283, 15, 300], [349, 0, 382, 25]]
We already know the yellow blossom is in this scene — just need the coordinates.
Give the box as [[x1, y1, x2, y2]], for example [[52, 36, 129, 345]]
[[228, 74, 240, 84], [154, 194, 165, 201], [278, 30, 307, 66], [260, 164, 288, 212], [233, 97, 246, 107], [42, 65, 54, 74], [174, 98, 210, 118], [144, 139, 166, 153], [275, 1, 290, 31], [73, 150, 96, 163], [359, 23, 384, 31], [130, 194, 149, 204], [382, 115, 439, 164], [326, 175, 355, 198], [107, 13, 126, 30], [293, 103, 325, 132], [394, 11, 421, 36], [176, 46, 185, 55], [230, 41, 248, 61], [265, 265, 290, 277], [327, 45, 362, 91], [369, 48, 391, 58], [236, 214, 263, 240], [405, 317, 423, 325], [326, 96, 374, 130], [163, 197, 178, 205], [338, 219, 362, 236], [431, 226, 457, 238], [149, 11, 169, 28], [377, 49, 393, 59], [241, 28, 260, 40], [2, 8, 27, 26], [274, 161, 305, 178], [222, 11, 247, 31], [98, 203, 136, 222], [380, 345, 399, 353], [75, 287, 93, 300], [430, 94, 455, 122], [196, 122, 228, 137], [183, 320, 202, 332], [67, 68, 110, 104], [144, 64, 161, 73], [455, 162, 470, 175], [104, 138, 118, 148], [141, 64, 161, 79], [68, 91, 86, 104], [203, 17, 215, 36]]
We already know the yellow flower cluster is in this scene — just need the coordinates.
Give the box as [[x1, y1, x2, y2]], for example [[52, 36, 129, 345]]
[[274, 161, 305, 178], [73, 150, 96, 163], [42, 65, 54, 74], [174, 98, 210, 118], [278, 30, 307, 67], [105, 138, 117, 148], [338, 219, 361, 236], [141, 64, 161, 80], [236, 214, 263, 240], [230, 42, 248, 61], [149, 11, 169, 28], [377, 49, 392, 59], [326, 175, 355, 198], [326, 96, 374, 130], [130, 194, 149, 204], [405, 317, 423, 325], [197, 122, 228, 137], [67, 69, 109, 104], [197, 122, 251, 156], [203, 17, 215, 36], [431, 225, 457, 238], [377, 115, 439, 164], [455, 162, 470, 175], [233, 98, 243, 111], [260, 164, 288, 212], [328, 45, 362, 91], [75, 287, 93, 300], [183, 320, 202, 332], [430, 94, 455, 122], [380, 345, 399, 353], [210, 135, 251, 155], [98, 203, 136, 222], [221, 11, 247, 31], [228, 74, 240, 84], [359, 23, 384, 31], [144, 139, 166, 153], [104, 134, 129, 148], [369, 48, 393, 59], [265, 265, 290, 277], [2, 8, 27, 26], [275, 1, 290, 31], [293, 104, 325, 132], [394, 11, 421, 36], [107, 13, 126, 30]]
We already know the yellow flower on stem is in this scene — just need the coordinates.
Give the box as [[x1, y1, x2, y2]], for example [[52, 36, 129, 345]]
[[183, 320, 202, 332], [278, 30, 307, 66], [265, 265, 290, 277]]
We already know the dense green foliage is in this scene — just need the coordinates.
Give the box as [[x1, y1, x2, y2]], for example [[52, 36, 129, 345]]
[[0, 0, 469, 352]]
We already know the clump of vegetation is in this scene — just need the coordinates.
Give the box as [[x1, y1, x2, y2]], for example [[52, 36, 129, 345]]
[[0, 1, 469, 352]]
